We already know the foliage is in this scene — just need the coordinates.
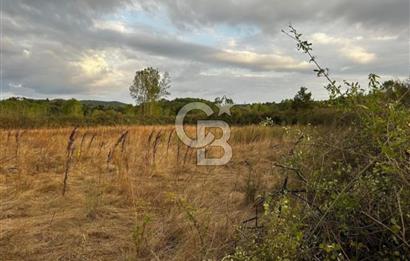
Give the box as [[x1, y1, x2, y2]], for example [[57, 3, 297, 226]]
[[0, 70, 407, 130], [129, 67, 171, 115], [292, 87, 313, 110], [228, 26, 410, 260], [0, 96, 352, 128]]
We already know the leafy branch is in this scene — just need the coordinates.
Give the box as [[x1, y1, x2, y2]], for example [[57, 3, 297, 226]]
[[282, 25, 342, 99]]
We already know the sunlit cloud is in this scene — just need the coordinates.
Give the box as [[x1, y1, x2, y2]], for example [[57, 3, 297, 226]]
[[340, 46, 376, 64], [2, 0, 408, 102], [311, 32, 376, 64], [93, 20, 131, 33], [77, 54, 108, 76]]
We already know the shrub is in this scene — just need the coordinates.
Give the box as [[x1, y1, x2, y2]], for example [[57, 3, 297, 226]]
[[227, 26, 410, 260]]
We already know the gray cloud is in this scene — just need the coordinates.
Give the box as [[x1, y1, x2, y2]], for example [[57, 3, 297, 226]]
[[145, 0, 409, 33], [1, 0, 408, 102]]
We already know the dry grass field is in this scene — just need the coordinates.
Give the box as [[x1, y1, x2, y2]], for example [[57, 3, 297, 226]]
[[0, 125, 293, 260]]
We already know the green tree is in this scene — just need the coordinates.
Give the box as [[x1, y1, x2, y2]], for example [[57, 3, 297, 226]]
[[129, 67, 170, 115], [61, 99, 84, 117], [292, 86, 313, 110], [382, 79, 410, 106]]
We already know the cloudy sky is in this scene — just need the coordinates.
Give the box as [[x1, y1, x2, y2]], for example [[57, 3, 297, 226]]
[[1, 0, 409, 103]]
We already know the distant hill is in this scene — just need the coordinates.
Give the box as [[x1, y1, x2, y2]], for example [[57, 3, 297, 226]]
[[80, 100, 130, 108]]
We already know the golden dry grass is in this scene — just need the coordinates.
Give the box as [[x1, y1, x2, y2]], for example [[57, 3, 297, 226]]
[[0, 125, 291, 260]]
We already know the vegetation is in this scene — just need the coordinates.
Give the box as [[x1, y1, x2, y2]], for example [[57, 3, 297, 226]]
[[226, 26, 410, 260], [0, 25, 408, 261], [0, 125, 284, 260], [129, 67, 171, 116], [0, 91, 356, 128]]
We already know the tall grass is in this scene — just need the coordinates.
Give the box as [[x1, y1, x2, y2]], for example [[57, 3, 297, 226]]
[[0, 125, 283, 260]]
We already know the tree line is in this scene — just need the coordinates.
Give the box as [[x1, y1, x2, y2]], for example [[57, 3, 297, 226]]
[[0, 66, 408, 128]]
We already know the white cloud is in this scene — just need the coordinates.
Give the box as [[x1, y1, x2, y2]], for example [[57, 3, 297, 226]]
[[9, 82, 23, 88], [373, 35, 399, 41], [214, 49, 310, 71], [311, 33, 340, 45], [76, 53, 109, 76], [93, 20, 130, 33], [227, 39, 237, 48], [2, 0, 408, 102], [22, 49, 31, 57], [71, 49, 133, 92], [340, 46, 376, 64], [312, 32, 376, 64]]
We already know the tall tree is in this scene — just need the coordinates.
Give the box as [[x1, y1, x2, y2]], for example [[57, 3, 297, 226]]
[[129, 67, 170, 115], [292, 86, 313, 110]]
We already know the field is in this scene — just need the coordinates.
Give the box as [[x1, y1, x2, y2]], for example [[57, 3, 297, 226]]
[[0, 125, 291, 260]]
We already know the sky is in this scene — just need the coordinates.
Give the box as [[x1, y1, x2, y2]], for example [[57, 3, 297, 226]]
[[1, 0, 409, 104]]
